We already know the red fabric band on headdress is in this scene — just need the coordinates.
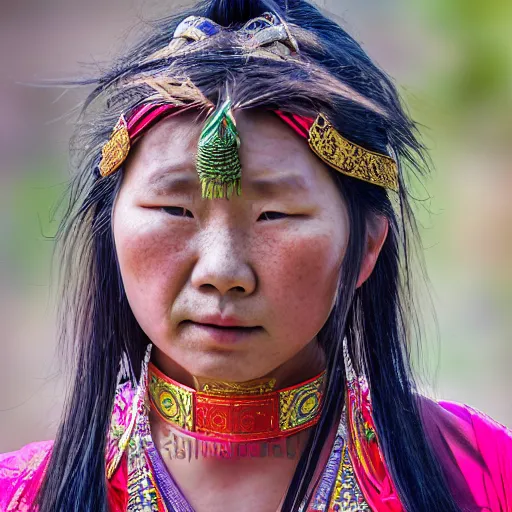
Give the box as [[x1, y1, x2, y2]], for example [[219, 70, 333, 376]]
[[273, 110, 314, 139], [126, 103, 193, 140], [125, 103, 314, 144]]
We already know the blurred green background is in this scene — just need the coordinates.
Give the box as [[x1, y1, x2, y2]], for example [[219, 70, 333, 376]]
[[0, 0, 510, 452]]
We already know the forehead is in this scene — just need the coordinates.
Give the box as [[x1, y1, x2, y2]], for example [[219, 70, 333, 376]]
[[125, 109, 330, 191]]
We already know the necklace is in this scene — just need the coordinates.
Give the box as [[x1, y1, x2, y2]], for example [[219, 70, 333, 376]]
[[148, 362, 326, 443]]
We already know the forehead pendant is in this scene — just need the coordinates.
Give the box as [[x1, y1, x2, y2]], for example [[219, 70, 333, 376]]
[[197, 99, 242, 199]]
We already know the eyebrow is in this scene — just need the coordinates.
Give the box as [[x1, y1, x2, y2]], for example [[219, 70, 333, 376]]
[[249, 174, 310, 198], [145, 165, 198, 196], [145, 165, 310, 198]]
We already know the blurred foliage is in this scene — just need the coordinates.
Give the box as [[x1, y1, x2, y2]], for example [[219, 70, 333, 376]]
[[416, 0, 512, 119], [8, 160, 65, 287]]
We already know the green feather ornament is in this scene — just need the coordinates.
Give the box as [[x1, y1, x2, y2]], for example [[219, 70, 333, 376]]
[[197, 99, 242, 199]]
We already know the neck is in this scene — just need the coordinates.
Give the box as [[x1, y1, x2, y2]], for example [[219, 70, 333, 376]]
[[147, 342, 328, 511], [148, 365, 325, 444]]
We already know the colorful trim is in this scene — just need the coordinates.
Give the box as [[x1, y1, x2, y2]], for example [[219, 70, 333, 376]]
[[274, 110, 398, 191]]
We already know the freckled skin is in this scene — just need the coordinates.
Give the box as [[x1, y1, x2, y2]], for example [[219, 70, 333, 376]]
[[113, 110, 348, 386]]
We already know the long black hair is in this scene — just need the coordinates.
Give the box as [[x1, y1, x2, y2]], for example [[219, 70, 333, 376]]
[[37, 0, 461, 510]]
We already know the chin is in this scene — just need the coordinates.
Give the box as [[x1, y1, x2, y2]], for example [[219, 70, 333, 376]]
[[179, 353, 270, 383], [190, 362, 265, 383], [153, 340, 277, 384]]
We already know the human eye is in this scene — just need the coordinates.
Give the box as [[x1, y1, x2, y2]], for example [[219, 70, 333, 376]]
[[161, 206, 194, 218], [257, 211, 290, 221]]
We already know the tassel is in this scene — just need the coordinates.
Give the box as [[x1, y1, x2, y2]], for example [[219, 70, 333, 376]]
[[197, 99, 242, 199]]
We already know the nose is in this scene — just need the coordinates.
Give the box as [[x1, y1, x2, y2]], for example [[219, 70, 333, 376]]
[[190, 227, 257, 297]]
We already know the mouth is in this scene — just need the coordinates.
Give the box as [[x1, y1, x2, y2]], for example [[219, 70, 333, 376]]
[[180, 320, 263, 344]]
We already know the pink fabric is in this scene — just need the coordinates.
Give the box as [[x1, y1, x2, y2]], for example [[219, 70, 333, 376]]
[[0, 441, 52, 511], [346, 377, 403, 511], [127, 103, 191, 140], [421, 399, 512, 511], [273, 110, 314, 138], [107, 453, 129, 512], [348, 396, 512, 512]]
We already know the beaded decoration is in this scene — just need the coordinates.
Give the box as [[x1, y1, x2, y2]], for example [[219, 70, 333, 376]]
[[196, 99, 242, 199]]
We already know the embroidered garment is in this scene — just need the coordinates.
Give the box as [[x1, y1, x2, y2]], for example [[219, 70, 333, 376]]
[[1, 375, 511, 511], [0, 441, 52, 511]]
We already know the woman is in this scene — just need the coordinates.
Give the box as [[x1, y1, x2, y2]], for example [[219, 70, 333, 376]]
[[1, 0, 510, 511]]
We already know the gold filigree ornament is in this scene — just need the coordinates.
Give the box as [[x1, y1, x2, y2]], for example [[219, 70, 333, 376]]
[[193, 376, 277, 396], [99, 115, 131, 178], [308, 113, 399, 192]]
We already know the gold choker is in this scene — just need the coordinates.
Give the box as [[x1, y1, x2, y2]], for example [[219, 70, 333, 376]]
[[148, 363, 325, 443]]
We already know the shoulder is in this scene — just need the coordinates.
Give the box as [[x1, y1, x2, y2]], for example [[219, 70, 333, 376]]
[[437, 399, 512, 447], [0, 440, 53, 510], [419, 396, 512, 453], [418, 396, 512, 511]]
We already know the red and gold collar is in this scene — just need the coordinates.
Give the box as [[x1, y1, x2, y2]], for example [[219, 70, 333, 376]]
[[148, 362, 325, 443]]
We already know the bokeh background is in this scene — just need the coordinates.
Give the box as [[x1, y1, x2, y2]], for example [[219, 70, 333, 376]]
[[1, 0, 511, 453]]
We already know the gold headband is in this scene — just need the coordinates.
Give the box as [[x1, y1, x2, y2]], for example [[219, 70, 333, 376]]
[[309, 114, 398, 191]]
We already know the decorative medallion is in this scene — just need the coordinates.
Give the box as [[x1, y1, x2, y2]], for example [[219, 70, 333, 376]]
[[149, 372, 194, 431], [280, 372, 324, 431], [98, 116, 130, 178]]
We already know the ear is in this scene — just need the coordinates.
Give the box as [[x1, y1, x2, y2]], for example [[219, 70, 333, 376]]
[[356, 215, 389, 288]]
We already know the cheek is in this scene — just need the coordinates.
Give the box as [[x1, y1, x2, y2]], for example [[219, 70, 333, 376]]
[[113, 205, 192, 332], [258, 225, 347, 337]]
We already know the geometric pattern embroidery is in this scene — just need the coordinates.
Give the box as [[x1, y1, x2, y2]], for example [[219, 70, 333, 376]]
[[307, 406, 371, 512], [280, 373, 324, 431], [328, 445, 371, 511]]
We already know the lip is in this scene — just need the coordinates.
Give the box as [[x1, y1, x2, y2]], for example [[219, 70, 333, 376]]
[[181, 318, 262, 344], [190, 314, 257, 329]]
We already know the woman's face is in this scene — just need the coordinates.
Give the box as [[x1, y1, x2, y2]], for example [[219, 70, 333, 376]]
[[113, 110, 349, 384]]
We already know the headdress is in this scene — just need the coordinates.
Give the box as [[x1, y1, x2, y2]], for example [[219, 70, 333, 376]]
[[98, 13, 399, 194]]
